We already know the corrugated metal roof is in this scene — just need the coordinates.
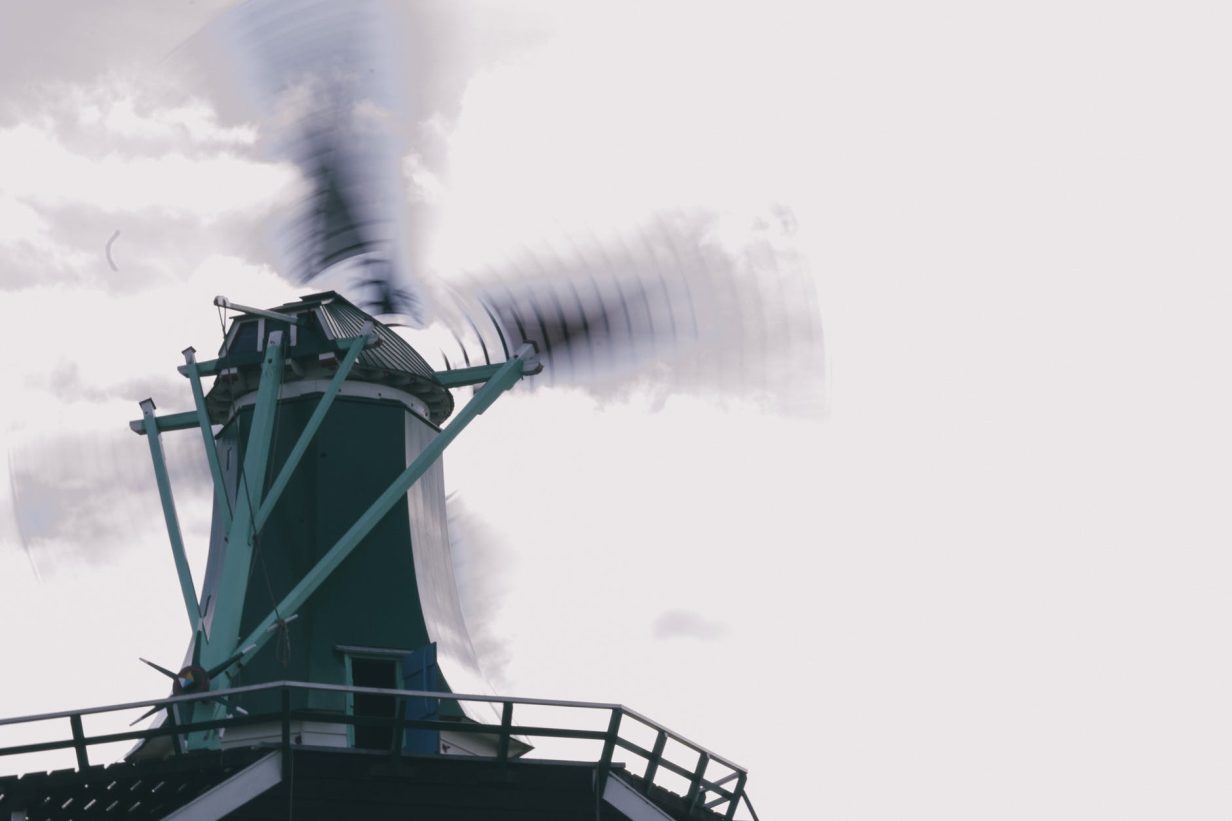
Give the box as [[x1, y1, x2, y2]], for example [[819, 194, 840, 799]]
[[302, 293, 435, 380], [207, 292, 453, 424]]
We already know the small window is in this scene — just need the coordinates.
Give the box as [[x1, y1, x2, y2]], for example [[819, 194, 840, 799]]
[[351, 657, 398, 749], [228, 320, 260, 355]]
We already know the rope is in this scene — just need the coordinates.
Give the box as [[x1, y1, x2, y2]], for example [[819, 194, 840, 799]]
[[273, 613, 293, 667]]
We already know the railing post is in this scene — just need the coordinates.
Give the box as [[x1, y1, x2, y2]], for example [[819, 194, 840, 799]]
[[685, 752, 710, 815], [643, 730, 667, 794], [594, 708, 622, 799], [742, 791, 762, 821], [166, 704, 184, 756], [68, 714, 89, 771], [389, 696, 407, 762], [280, 687, 292, 781], [496, 702, 514, 761], [724, 772, 748, 821]]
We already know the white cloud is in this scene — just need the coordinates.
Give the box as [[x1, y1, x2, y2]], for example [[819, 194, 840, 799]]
[[75, 91, 258, 146], [403, 151, 447, 205], [0, 254, 297, 570], [0, 122, 297, 221], [0, 192, 49, 245], [430, 1, 820, 272], [0, 192, 96, 282], [0, 255, 296, 438], [0, 75, 300, 289]]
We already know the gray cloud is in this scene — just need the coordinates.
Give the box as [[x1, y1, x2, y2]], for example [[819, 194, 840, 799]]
[[0, 2, 232, 106], [435, 206, 826, 415], [25, 361, 182, 407], [0, 200, 278, 293], [651, 608, 729, 641], [0, 39, 299, 293], [7, 424, 213, 576], [445, 492, 515, 687]]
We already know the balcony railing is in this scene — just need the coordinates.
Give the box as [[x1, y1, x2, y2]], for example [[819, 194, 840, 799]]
[[0, 681, 759, 820]]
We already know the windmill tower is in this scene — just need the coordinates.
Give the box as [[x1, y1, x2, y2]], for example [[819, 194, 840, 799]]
[[0, 292, 760, 820], [130, 290, 535, 761]]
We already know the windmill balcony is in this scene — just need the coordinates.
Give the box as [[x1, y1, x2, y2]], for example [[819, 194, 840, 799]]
[[0, 681, 758, 821]]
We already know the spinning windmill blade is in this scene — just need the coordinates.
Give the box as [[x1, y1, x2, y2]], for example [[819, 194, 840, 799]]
[[219, 0, 438, 325], [6, 426, 215, 575], [219, 0, 824, 404], [3, 0, 822, 579], [436, 211, 824, 403], [0, 8, 794, 809]]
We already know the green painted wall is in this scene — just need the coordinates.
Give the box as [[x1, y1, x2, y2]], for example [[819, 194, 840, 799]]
[[216, 395, 434, 715]]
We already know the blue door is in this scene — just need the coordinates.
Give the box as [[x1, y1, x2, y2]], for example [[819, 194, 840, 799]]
[[400, 642, 441, 754]]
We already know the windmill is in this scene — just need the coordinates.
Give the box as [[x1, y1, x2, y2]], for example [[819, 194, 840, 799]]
[[0, 1, 820, 818]]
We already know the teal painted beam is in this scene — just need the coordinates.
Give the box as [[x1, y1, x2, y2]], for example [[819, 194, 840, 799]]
[[433, 363, 504, 388], [253, 327, 372, 533], [232, 345, 535, 667], [128, 411, 201, 435], [184, 347, 232, 530], [139, 399, 201, 629], [201, 332, 285, 670]]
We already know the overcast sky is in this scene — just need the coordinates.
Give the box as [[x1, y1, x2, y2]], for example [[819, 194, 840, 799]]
[[3, 2, 1232, 819]]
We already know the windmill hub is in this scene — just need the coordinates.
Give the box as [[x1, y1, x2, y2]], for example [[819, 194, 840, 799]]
[[172, 665, 209, 696]]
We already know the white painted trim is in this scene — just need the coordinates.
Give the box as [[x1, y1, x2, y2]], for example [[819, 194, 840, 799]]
[[441, 729, 500, 757], [219, 720, 348, 750], [602, 773, 676, 821], [162, 750, 282, 820]]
